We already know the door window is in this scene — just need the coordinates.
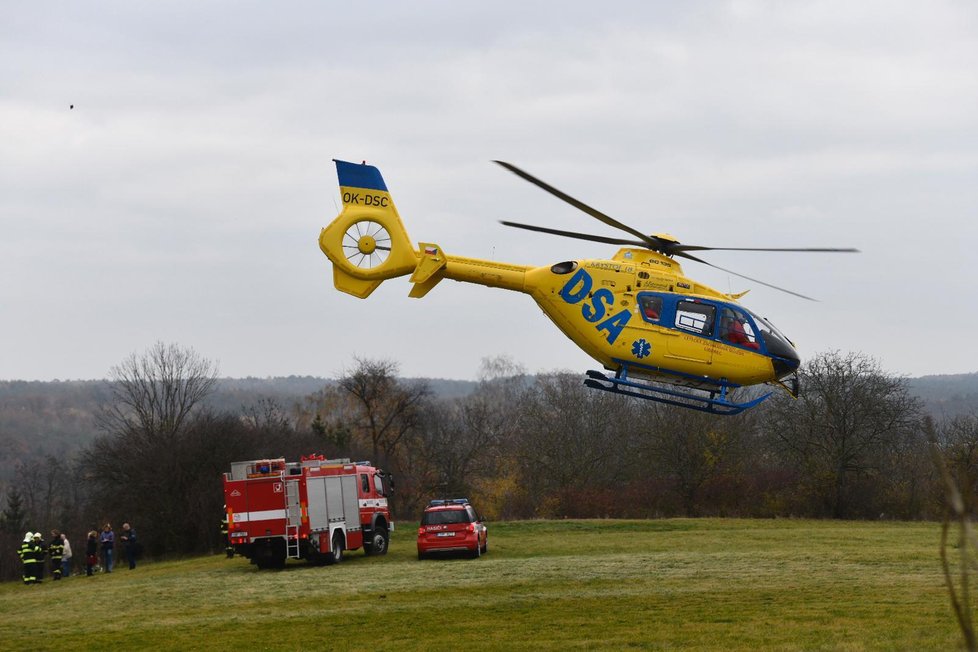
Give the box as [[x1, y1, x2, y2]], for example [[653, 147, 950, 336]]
[[675, 300, 716, 336]]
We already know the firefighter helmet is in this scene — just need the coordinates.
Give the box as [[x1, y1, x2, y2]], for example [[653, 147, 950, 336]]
[[24, 532, 32, 542]]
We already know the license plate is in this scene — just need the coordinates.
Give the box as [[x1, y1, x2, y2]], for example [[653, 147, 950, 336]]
[[436, 532, 455, 537]]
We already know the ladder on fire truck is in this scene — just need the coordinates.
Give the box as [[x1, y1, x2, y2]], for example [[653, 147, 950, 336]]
[[285, 479, 301, 559]]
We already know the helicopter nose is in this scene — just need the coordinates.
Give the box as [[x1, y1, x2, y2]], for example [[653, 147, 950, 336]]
[[772, 349, 801, 379]]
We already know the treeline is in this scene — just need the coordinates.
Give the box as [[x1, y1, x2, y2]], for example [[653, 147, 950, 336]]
[[0, 377, 479, 483], [1, 344, 977, 583], [0, 372, 974, 480]]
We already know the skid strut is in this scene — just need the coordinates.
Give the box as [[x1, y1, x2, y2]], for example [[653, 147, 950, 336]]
[[584, 364, 770, 416]]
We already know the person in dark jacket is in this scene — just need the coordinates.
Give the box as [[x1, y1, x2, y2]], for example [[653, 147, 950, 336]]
[[29, 532, 46, 583], [120, 522, 138, 570], [221, 508, 234, 558], [48, 530, 64, 580], [85, 530, 98, 576]]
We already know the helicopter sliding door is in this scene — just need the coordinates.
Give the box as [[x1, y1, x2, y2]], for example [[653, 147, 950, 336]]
[[666, 298, 716, 365]]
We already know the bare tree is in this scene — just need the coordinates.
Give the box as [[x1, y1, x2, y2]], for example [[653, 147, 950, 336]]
[[477, 354, 526, 383], [936, 413, 978, 516], [241, 398, 292, 433], [417, 357, 527, 497], [13, 455, 67, 531], [99, 341, 218, 441], [765, 350, 922, 518], [83, 343, 221, 555], [397, 355, 530, 518], [637, 404, 751, 517], [514, 373, 634, 517], [337, 357, 431, 467], [415, 391, 513, 500]]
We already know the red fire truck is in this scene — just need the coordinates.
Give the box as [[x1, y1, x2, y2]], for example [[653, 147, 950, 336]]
[[223, 455, 393, 569]]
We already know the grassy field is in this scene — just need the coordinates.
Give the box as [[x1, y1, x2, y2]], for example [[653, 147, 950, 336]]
[[0, 519, 963, 650]]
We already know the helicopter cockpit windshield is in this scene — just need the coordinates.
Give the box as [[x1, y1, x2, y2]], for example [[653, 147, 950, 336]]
[[744, 309, 799, 375]]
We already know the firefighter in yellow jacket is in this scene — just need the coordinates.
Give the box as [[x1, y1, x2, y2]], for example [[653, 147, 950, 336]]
[[221, 507, 234, 558], [17, 532, 34, 585], [28, 532, 46, 583], [48, 530, 65, 580]]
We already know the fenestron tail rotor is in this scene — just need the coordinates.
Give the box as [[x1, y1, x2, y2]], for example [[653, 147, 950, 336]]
[[342, 220, 392, 269], [493, 160, 858, 300]]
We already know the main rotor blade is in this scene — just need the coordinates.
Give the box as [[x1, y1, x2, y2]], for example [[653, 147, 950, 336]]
[[676, 251, 818, 301], [500, 220, 647, 247], [493, 161, 664, 250], [673, 244, 860, 254]]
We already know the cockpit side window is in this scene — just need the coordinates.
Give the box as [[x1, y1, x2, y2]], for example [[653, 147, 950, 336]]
[[719, 307, 760, 350], [639, 295, 663, 322], [675, 300, 716, 336]]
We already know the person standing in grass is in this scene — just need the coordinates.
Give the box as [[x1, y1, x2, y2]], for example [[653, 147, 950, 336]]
[[85, 530, 98, 576], [221, 510, 233, 558], [18, 532, 34, 585], [221, 508, 235, 558], [120, 522, 138, 570], [48, 530, 64, 580], [61, 533, 72, 578], [30, 532, 46, 582], [99, 524, 114, 573]]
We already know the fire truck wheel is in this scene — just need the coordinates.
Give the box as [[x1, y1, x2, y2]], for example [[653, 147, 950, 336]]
[[365, 527, 389, 556], [326, 532, 344, 565]]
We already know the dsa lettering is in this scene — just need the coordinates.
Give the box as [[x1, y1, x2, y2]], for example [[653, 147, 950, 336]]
[[558, 268, 631, 344]]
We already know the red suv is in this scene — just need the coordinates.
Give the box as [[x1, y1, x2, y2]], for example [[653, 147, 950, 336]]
[[417, 499, 488, 560]]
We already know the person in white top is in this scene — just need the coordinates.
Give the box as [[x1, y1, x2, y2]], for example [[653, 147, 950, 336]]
[[61, 534, 73, 578]]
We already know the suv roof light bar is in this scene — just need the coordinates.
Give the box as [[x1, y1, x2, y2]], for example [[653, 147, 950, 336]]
[[428, 498, 470, 506]]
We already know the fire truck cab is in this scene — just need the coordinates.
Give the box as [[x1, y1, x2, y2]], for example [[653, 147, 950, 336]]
[[223, 455, 393, 569]]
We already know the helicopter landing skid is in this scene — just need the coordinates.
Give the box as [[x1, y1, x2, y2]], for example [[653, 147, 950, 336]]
[[583, 366, 771, 416]]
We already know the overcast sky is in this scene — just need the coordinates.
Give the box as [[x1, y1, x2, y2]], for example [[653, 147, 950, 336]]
[[2, 1, 976, 382]]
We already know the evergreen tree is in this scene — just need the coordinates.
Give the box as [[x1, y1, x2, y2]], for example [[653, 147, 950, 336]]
[[0, 487, 26, 534]]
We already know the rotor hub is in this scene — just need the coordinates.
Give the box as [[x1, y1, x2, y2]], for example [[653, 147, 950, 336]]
[[358, 234, 377, 255]]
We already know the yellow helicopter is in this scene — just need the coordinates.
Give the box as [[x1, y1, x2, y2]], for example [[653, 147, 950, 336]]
[[318, 160, 857, 415]]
